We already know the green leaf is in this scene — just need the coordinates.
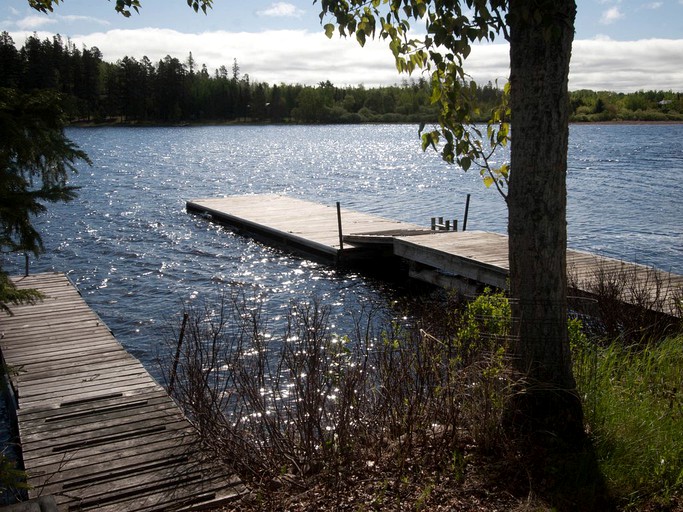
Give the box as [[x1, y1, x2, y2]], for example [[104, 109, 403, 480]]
[[324, 23, 335, 39]]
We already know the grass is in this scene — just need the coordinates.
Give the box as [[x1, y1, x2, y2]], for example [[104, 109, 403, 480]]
[[575, 334, 683, 509]]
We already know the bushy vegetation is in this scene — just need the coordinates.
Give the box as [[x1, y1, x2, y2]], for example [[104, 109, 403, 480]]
[[159, 289, 521, 506], [160, 274, 682, 510], [2, 32, 681, 126], [570, 88, 683, 123]]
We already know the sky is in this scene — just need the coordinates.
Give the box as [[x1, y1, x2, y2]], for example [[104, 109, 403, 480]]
[[2, 0, 682, 92]]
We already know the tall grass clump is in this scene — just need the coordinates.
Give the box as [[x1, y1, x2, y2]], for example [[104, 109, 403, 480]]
[[574, 334, 683, 508], [569, 261, 683, 508]]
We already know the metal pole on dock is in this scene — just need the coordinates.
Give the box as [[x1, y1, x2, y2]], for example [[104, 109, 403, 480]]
[[462, 194, 471, 231], [336, 202, 344, 251]]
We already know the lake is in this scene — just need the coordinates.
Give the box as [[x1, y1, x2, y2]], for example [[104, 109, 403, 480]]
[[2, 123, 681, 375]]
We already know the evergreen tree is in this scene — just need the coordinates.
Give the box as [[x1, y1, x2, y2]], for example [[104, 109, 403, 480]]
[[0, 88, 90, 313]]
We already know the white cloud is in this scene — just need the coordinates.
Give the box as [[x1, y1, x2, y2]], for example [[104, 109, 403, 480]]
[[16, 15, 57, 30], [600, 7, 624, 24], [570, 39, 683, 91], [59, 15, 110, 27], [257, 2, 304, 18], [643, 2, 663, 8], [7, 28, 683, 93]]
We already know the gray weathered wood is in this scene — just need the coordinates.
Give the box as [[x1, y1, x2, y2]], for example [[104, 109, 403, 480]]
[[188, 195, 682, 317], [0, 273, 246, 511]]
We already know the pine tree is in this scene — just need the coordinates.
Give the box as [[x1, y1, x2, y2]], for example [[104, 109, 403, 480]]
[[0, 88, 90, 314]]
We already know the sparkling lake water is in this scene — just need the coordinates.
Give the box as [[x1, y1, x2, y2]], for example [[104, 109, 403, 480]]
[[2, 123, 681, 376]]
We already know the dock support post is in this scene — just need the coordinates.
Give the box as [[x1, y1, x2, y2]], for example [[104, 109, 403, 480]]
[[463, 194, 471, 231], [168, 312, 189, 397]]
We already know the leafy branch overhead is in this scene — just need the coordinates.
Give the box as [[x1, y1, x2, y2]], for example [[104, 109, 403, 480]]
[[318, 0, 511, 196], [28, 0, 213, 17]]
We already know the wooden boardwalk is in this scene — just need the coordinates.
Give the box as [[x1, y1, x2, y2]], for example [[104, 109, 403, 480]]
[[188, 195, 682, 317], [393, 230, 683, 316], [0, 273, 245, 511], [187, 194, 431, 262]]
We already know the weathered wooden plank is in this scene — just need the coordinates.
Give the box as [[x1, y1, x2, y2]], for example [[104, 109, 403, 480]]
[[20, 380, 165, 409], [3, 345, 130, 368], [17, 365, 149, 394], [3, 300, 93, 319], [16, 387, 169, 422], [2, 335, 121, 357], [187, 194, 424, 262], [21, 423, 196, 472], [21, 425, 197, 469], [21, 417, 190, 456], [0, 273, 245, 510], [27, 442, 196, 487], [18, 372, 156, 403], [14, 360, 146, 389], [1, 317, 107, 338], [58, 472, 243, 512], [19, 396, 179, 437]]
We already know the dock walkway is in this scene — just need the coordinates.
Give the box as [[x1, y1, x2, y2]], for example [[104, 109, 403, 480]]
[[186, 194, 431, 262], [188, 195, 682, 317], [0, 273, 245, 511], [392, 230, 683, 316]]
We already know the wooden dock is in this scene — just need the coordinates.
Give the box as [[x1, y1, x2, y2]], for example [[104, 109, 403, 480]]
[[391, 230, 683, 316], [186, 194, 432, 262], [187, 195, 682, 317], [0, 273, 245, 511]]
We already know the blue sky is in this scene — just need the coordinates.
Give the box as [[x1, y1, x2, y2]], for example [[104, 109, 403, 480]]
[[3, 0, 683, 91]]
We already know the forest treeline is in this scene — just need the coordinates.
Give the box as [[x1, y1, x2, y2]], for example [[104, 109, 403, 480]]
[[2, 32, 682, 125]]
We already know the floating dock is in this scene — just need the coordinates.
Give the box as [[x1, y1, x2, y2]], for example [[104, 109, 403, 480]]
[[0, 273, 245, 511], [188, 194, 682, 317], [186, 194, 433, 263]]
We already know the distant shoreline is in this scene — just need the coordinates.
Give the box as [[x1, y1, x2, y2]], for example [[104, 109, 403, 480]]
[[68, 119, 683, 128], [571, 119, 683, 125]]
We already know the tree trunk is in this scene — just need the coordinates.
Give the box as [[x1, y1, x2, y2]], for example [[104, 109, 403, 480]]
[[506, 0, 584, 442]]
